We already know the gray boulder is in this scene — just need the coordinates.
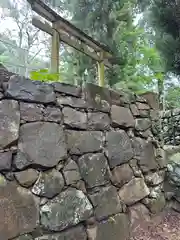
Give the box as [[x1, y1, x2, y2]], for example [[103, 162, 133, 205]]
[[14, 122, 67, 169], [6, 75, 55, 103], [78, 153, 110, 188], [40, 188, 93, 231], [105, 131, 134, 168]]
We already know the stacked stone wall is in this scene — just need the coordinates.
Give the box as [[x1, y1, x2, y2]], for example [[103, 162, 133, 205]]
[[0, 69, 167, 240], [161, 108, 180, 145]]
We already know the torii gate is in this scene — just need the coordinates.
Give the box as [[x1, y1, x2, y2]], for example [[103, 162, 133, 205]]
[[27, 0, 118, 86]]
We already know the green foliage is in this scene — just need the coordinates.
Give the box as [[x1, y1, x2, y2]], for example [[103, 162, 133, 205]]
[[113, 19, 165, 94], [30, 69, 61, 82], [137, 0, 180, 75]]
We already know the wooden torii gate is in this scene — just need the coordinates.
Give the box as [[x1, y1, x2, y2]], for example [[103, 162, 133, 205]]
[[27, 0, 116, 86]]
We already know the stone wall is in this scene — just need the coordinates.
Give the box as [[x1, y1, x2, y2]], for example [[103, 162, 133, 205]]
[[0, 69, 167, 240], [161, 108, 180, 145]]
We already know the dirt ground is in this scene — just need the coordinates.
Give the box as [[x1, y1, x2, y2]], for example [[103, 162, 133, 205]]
[[130, 209, 180, 240]]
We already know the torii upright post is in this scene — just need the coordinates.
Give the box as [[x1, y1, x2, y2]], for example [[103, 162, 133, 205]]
[[97, 51, 105, 87], [50, 23, 60, 79]]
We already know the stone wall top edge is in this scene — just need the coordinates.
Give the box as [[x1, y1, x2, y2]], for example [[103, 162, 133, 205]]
[[0, 69, 156, 108]]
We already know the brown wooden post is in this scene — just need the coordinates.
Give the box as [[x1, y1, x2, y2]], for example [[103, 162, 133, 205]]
[[50, 23, 60, 76]]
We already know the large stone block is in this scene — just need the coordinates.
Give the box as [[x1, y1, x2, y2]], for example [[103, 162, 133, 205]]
[[83, 83, 111, 112], [67, 131, 103, 155], [35, 225, 87, 240], [111, 164, 134, 187], [40, 188, 93, 231], [14, 122, 67, 169], [111, 105, 134, 128], [6, 75, 56, 103], [20, 102, 44, 122], [32, 169, 64, 198], [87, 213, 130, 240], [20, 103, 62, 123], [0, 179, 38, 239], [87, 112, 110, 130], [118, 178, 150, 205], [78, 153, 110, 188], [53, 82, 81, 97], [105, 131, 134, 168], [132, 138, 158, 173], [63, 107, 87, 129], [0, 100, 20, 149], [89, 186, 123, 220]]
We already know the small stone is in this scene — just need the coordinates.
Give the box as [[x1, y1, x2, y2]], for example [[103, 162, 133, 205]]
[[67, 131, 103, 155], [111, 105, 134, 128], [72, 180, 87, 194], [105, 131, 134, 168], [57, 96, 87, 108], [0, 151, 12, 171], [145, 170, 165, 186], [111, 164, 134, 187], [63, 107, 87, 129], [130, 104, 139, 116], [40, 188, 93, 231], [136, 102, 150, 110], [88, 112, 110, 130], [118, 178, 150, 205], [53, 82, 81, 97], [129, 159, 143, 177], [32, 169, 64, 198], [78, 153, 110, 188], [0, 100, 20, 149], [150, 110, 159, 121], [14, 169, 39, 187], [139, 109, 150, 118], [135, 118, 151, 131], [63, 159, 81, 185], [89, 186, 123, 220], [149, 184, 163, 198], [145, 194, 166, 214]]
